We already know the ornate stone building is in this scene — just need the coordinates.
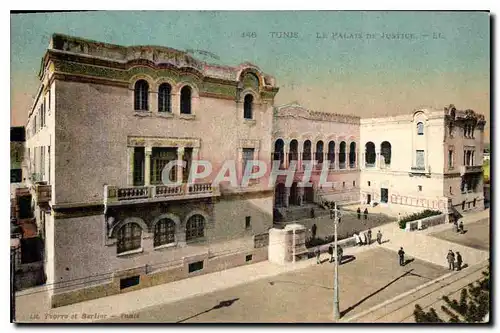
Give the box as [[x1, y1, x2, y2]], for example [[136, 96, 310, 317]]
[[24, 33, 278, 307]]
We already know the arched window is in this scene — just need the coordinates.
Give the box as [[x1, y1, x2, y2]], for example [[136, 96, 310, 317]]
[[289, 139, 298, 163], [339, 141, 346, 169], [365, 142, 376, 166], [417, 122, 424, 135], [349, 142, 356, 168], [154, 218, 176, 247], [273, 139, 284, 165], [186, 214, 205, 241], [328, 141, 335, 168], [117, 223, 142, 254], [244, 94, 253, 119], [381, 141, 392, 166], [315, 141, 324, 164], [303, 140, 312, 161], [180, 86, 192, 114], [158, 83, 172, 113], [134, 80, 149, 111]]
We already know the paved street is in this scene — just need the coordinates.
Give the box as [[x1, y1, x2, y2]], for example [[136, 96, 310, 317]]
[[101, 247, 447, 323], [429, 218, 489, 251]]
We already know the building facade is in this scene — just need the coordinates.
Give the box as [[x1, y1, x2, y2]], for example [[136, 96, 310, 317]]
[[22, 34, 486, 307]]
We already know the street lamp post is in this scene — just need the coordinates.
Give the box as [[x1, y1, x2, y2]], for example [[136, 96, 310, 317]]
[[333, 203, 340, 321]]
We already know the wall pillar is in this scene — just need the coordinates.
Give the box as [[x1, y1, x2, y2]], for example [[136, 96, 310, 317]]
[[127, 147, 134, 186], [376, 149, 381, 168], [144, 146, 152, 186], [177, 147, 185, 184]]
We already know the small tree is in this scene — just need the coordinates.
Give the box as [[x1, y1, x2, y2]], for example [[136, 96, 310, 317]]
[[413, 266, 490, 323]]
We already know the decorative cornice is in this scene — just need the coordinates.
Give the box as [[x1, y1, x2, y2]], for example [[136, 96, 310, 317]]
[[275, 103, 360, 124]]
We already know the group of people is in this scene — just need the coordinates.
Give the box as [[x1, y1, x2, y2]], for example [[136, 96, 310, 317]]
[[446, 249, 463, 271], [356, 207, 369, 220], [353, 229, 383, 246], [314, 244, 343, 264], [453, 220, 466, 234]]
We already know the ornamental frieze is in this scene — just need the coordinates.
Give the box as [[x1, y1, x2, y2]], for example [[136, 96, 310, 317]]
[[128, 136, 201, 148]]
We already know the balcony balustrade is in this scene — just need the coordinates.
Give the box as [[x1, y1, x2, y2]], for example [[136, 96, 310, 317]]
[[104, 183, 219, 204], [460, 165, 483, 176]]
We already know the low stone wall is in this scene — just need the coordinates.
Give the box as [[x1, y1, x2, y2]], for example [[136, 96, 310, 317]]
[[307, 235, 358, 257], [404, 214, 446, 232], [15, 261, 45, 291]]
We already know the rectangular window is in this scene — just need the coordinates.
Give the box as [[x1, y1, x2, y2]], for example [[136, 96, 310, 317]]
[[133, 147, 145, 186], [353, 181, 356, 187], [342, 181, 345, 188], [242, 148, 255, 174], [47, 90, 51, 111], [246, 254, 253, 262], [48, 146, 51, 183], [245, 216, 251, 229], [120, 276, 140, 289], [367, 181, 371, 187], [150, 148, 177, 184], [418, 185, 422, 192], [448, 150, 454, 169], [416, 150, 425, 168], [188, 261, 204, 273]]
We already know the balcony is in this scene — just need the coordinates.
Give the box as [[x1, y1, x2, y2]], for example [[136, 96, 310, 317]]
[[35, 184, 52, 203], [104, 183, 220, 205], [460, 165, 483, 176]]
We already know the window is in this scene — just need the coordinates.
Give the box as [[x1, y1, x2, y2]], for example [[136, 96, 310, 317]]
[[158, 83, 172, 112], [245, 216, 251, 229], [462, 201, 466, 210], [246, 254, 253, 262], [48, 146, 51, 183], [117, 223, 142, 254], [417, 122, 424, 135], [186, 214, 205, 241], [448, 150, 454, 169], [450, 186, 452, 194], [416, 150, 425, 168], [244, 94, 253, 119], [150, 148, 177, 185], [154, 218, 176, 247], [47, 90, 51, 111], [10, 169, 22, 183], [418, 185, 422, 192], [473, 199, 476, 207], [180, 86, 192, 114], [120, 276, 140, 289], [188, 261, 204, 273], [133, 147, 145, 186], [134, 80, 149, 111], [353, 181, 356, 187], [368, 181, 371, 187], [342, 182, 345, 188], [242, 148, 255, 174]]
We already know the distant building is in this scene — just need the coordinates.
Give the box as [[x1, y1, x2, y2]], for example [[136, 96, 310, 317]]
[[11, 127, 26, 198]]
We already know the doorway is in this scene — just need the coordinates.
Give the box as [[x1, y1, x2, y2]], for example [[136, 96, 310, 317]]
[[381, 188, 388, 203], [366, 194, 371, 205]]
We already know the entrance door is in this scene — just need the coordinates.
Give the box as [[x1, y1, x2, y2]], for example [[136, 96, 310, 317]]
[[381, 188, 388, 203], [366, 194, 371, 204], [304, 187, 314, 203]]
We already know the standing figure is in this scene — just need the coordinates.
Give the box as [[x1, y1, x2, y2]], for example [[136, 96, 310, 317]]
[[367, 229, 372, 245], [446, 250, 455, 270], [454, 220, 459, 233], [337, 245, 343, 265], [459, 221, 464, 234], [455, 251, 463, 271], [328, 244, 334, 263], [315, 247, 321, 264], [364, 208, 368, 220], [398, 247, 405, 266], [357, 207, 361, 220], [311, 223, 317, 240], [310, 207, 315, 219], [376, 230, 383, 244]]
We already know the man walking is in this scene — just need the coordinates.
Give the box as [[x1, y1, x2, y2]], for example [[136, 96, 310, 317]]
[[311, 223, 317, 240], [367, 229, 372, 245], [456, 251, 463, 271], [328, 244, 334, 263], [357, 207, 361, 220], [447, 250, 455, 270], [315, 247, 321, 264], [398, 247, 405, 266], [337, 245, 343, 265], [364, 208, 368, 220], [453, 220, 459, 233], [376, 230, 383, 244], [459, 221, 464, 234], [310, 207, 315, 218]]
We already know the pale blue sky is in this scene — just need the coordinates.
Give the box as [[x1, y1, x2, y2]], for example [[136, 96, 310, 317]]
[[10, 11, 490, 138]]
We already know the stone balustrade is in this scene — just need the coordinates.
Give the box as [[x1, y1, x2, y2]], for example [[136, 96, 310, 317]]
[[104, 183, 218, 204]]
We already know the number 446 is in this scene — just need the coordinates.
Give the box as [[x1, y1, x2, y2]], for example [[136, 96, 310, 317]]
[[241, 32, 257, 38]]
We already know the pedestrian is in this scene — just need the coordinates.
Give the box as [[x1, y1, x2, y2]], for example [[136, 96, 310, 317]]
[[357, 207, 361, 219], [376, 230, 382, 244], [311, 223, 317, 239], [459, 221, 464, 234], [398, 247, 405, 266], [453, 220, 459, 233], [337, 245, 343, 265], [354, 233, 361, 246], [328, 244, 334, 263], [364, 208, 368, 220], [367, 229, 372, 245], [311, 207, 315, 219], [315, 247, 321, 264], [446, 250, 455, 270], [455, 252, 462, 271]]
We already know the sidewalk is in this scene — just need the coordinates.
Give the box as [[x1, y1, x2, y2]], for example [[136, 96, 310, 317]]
[[344, 259, 489, 323]]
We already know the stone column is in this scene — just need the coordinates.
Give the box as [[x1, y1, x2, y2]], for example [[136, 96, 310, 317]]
[[284, 187, 290, 207], [144, 146, 152, 186], [283, 141, 290, 169], [177, 147, 185, 184], [127, 147, 134, 186], [297, 141, 303, 171], [298, 187, 305, 206], [376, 149, 381, 168], [237, 148, 243, 181]]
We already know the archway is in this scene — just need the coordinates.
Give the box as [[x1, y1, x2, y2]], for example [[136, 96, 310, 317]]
[[349, 142, 356, 168], [273, 139, 284, 166], [339, 141, 346, 169], [289, 139, 298, 164], [381, 141, 392, 167], [365, 142, 376, 167]]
